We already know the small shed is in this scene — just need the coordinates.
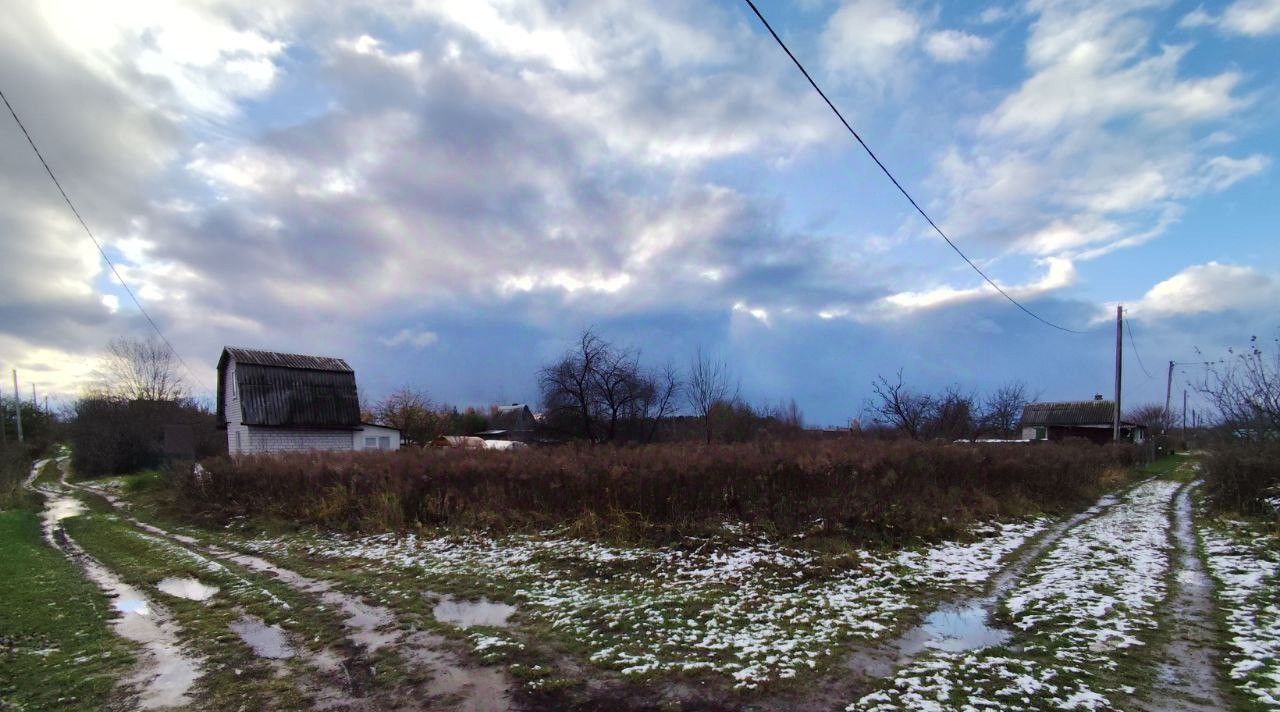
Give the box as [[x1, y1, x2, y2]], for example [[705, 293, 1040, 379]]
[[217, 346, 363, 455], [1019, 400, 1147, 445]]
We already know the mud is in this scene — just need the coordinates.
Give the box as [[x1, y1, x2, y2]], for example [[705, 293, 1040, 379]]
[[1143, 481, 1226, 711], [34, 460, 203, 709], [403, 632, 514, 711], [91, 490, 515, 710], [231, 615, 295, 659]]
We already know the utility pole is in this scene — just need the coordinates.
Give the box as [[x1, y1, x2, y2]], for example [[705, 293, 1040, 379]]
[[31, 383, 36, 408], [1113, 305, 1123, 441], [1182, 389, 1188, 434], [11, 369, 22, 443], [1164, 360, 1174, 433]]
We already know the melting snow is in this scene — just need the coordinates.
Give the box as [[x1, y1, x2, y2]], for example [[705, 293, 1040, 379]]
[[853, 480, 1180, 711], [238, 519, 1044, 688], [1202, 519, 1280, 707]]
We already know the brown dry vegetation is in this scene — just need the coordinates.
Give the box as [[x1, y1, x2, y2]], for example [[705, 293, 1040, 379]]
[[171, 439, 1140, 543], [1203, 442, 1280, 519]]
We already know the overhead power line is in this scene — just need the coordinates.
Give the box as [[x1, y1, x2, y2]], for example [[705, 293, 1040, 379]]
[[0, 87, 211, 394], [1123, 310, 1153, 379], [741, 0, 1082, 334]]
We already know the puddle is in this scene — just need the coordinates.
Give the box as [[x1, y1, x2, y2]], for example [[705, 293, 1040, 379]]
[[912, 603, 1011, 653], [157, 577, 220, 602], [231, 616, 294, 659], [404, 631, 514, 711], [61, 533, 202, 709], [430, 594, 516, 629], [32, 465, 204, 709], [40, 496, 85, 546]]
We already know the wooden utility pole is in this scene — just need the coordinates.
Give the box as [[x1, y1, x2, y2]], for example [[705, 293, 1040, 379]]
[[11, 369, 22, 443], [1182, 389, 1188, 433], [1113, 305, 1123, 441], [1164, 360, 1174, 433]]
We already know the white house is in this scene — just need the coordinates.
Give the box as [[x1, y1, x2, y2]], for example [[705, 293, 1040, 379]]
[[355, 423, 401, 451], [217, 346, 400, 455]]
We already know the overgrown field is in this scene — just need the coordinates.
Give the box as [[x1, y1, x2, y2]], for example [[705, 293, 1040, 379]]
[[171, 440, 1138, 542]]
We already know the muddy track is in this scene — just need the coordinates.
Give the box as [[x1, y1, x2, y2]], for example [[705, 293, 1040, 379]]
[[1142, 480, 1227, 711], [841, 488, 1126, 681], [30, 459, 203, 710], [67, 475, 515, 711]]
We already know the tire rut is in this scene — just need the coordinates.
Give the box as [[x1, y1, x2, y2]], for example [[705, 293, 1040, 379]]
[[842, 488, 1125, 681], [1141, 480, 1227, 712], [69, 477, 515, 711], [30, 459, 204, 710]]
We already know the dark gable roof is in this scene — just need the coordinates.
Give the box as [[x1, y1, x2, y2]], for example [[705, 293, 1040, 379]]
[[1020, 400, 1139, 427], [222, 346, 352, 372], [217, 347, 360, 428], [491, 404, 535, 431]]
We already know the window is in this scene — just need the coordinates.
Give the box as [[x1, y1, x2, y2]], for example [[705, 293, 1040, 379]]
[[235, 431, 242, 453], [1034, 426, 1047, 440], [378, 436, 391, 450], [364, 437, 377, 450]]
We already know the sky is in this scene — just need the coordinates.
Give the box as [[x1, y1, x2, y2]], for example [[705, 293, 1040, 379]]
[[1, 0, 1277, 426]]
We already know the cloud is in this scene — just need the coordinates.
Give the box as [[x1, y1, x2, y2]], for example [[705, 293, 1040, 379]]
[[1180, 0, 1280, 36], [1128, 262, 1280, 318], [821, 0, 921, 84], [925, 0, 1260, 273], [867, 256, 1078, 316], [924, 30, 992, 62], [380, 327, 440, 349]]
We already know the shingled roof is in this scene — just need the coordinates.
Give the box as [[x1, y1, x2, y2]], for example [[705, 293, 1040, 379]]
[[1019, 400, 1130, 427], [217, 347, 360, 429]]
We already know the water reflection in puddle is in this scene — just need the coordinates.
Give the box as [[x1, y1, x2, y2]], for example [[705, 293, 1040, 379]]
[[157, 577, 220, 602], [230, 616, 294, 659], [916, 603, 1011, 652], [114, 597, 151, 616], [430, 594, 516, 629]]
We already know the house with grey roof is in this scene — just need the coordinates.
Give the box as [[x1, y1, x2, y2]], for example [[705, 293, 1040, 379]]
[[217, 346, 399, 455], [1019, 397, 1147, 445]]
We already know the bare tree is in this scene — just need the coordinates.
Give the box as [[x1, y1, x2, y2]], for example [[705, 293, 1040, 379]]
[[979, 380, 1032, 437], [97, 335, 187, 401], [866, 370, 933, 439], [635, 361, 683, 443], [927, 385, 976, 441], [591, 345, 644, 442], [1126, 403, 1171, 431], [687, 347, 736, 444], [539, 330, 608, 441], [374, 387, 438, 445], [1200, 335, 1280, 438]]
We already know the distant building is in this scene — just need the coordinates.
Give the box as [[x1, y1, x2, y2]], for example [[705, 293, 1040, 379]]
[[217, 346, 400, 455], [1019, 399, 1147, 445], [355, 423, 401, 451], [477, 403, 537, 443]]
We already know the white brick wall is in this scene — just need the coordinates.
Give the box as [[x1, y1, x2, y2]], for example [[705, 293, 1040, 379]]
[[245, 428, 354, 454]]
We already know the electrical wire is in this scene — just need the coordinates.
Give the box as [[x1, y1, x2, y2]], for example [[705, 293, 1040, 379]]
[[1123, 309, 1154, 379], [1, 87, 212, 394], [741, 0, 1083, 334]]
